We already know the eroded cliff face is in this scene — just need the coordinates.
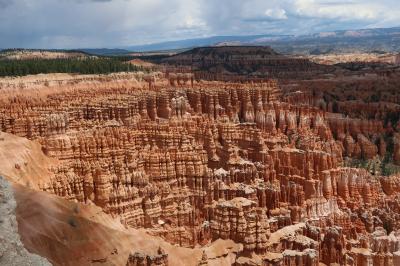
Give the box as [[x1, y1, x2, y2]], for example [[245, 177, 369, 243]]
[[1, 73, 400, 266], [284, 74, 400, 175]]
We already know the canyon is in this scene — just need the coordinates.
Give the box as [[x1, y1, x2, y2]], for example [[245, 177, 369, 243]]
[[0, 46, 400, 266]]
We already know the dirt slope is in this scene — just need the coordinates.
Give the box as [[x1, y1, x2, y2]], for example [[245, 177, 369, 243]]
[[0, 132, 58, 189], [0, 176, 51, 266], [13, 183, 239, 265]]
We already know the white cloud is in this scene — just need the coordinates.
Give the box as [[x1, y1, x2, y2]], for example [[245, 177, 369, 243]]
[[0, 0, 399, 48], [265, 8, 288, 20], [294, 0, 380, 21], [179, 16, 207, 29]]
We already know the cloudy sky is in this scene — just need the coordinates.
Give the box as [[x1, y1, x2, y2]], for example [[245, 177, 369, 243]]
[[0, 0, 399, 49]]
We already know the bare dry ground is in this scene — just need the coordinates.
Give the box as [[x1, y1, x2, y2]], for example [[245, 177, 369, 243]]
[[0, 50, 90, 60], [303, 52, 400, 65], [0, 132, 58, 189]]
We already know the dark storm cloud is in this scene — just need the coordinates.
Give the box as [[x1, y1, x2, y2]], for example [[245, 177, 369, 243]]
[[0, 0, 398, 49]]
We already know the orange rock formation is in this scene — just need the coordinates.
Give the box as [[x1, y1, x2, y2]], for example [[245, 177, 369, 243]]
[[1, 72, 400, 266]]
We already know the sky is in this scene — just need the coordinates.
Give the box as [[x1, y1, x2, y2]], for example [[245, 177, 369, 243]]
[[0, 0, 399, 49]]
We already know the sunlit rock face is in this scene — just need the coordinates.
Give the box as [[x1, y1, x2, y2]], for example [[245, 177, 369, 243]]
[[2, 73, 400, 266]]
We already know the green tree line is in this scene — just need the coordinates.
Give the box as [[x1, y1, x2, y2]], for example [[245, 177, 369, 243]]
[[0, 58, 142, 77]]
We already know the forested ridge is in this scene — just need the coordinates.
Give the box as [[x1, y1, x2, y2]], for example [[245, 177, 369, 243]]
[[0, 57, 142, 76]]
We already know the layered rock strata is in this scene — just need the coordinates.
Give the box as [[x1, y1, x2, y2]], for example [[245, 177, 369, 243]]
[[2, 76, 400, 265]]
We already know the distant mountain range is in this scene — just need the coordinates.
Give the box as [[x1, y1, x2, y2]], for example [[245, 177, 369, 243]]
[[78, 48, 131, 56], [2, 27, 400, 56], [123, 27, 400, 54], [124, 34, 291, 53]]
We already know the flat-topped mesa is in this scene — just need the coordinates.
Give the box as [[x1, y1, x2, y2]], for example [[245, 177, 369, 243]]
[[161, 46, 332, 80]]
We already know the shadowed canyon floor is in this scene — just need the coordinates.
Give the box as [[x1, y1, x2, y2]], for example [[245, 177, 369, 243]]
[[0, 59, 399, 266]]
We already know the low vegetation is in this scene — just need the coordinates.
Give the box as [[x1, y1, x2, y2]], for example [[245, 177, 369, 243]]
[[344, 155, 400, 177]]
